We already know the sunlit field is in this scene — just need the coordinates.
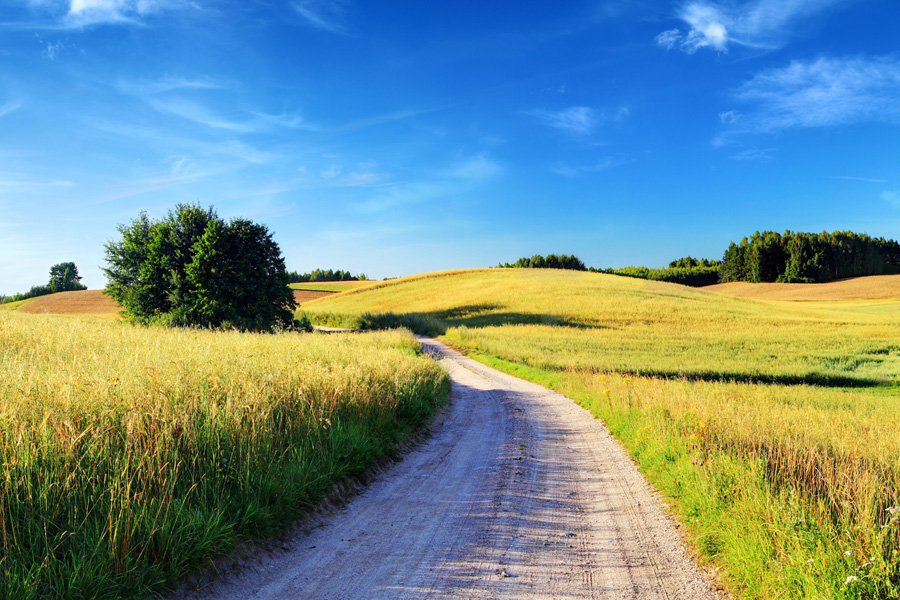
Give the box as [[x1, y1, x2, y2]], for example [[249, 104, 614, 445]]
[[0, 312, 448, 600], [303, 268, 900, 598]]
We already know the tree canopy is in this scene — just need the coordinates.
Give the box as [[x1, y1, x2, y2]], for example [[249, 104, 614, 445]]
[[103, 204, 297, 331], [499, 254, 587, 271], [719, 231, 900, 283], [49, 262, 87, 292]]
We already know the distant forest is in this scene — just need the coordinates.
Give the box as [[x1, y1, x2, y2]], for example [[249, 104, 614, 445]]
[[500, 254, 721, 287], [287, 268, 368, 283], [501, 230, 900, 288], [720, 230, 900, 283]]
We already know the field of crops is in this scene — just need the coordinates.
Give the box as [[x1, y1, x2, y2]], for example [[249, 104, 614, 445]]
[[289, 281, 375, 293], [16, 290, 120, 316], [0, 311, 448, 599], [303, 268, 900, 599]]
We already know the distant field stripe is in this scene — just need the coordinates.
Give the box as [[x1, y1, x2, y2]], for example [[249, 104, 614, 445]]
[[289, 281, 375, 292]]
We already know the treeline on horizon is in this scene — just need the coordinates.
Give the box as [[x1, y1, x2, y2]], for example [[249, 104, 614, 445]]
[[1, 262, 87, 304], [501, 230, 900, 287], [498, 254, 722, 287], [287, 268, 369, 283], [720, 230, 900, 283]]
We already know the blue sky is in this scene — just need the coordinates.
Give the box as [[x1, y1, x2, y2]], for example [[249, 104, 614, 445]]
[[2, 0, 899, 293]]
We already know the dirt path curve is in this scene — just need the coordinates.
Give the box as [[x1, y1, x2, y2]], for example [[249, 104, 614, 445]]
[[174, 338, 723, 600]]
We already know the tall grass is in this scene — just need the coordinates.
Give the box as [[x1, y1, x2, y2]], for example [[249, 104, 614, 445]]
[[303, 268, 900, 598], [0, 312, 448, 600]]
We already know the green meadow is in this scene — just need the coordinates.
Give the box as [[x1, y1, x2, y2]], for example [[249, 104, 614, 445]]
[[302, 268, 900, 599]]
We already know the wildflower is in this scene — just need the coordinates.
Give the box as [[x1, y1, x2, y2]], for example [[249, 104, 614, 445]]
[[845, 575, 858, 585], [844, 551, 853, 556], [886, 506, 900, 515], [806, 559, 814, 564]]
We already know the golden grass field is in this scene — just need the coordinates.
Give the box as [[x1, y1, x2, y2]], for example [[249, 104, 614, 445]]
[[704, 274, 900, 301], [0, 309, 447, 599], [302, 268, 900, 599], [16, 290, 121, 316]]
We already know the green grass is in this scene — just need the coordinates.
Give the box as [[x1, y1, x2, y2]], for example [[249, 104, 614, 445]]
[[0, 312, 448, 600], [0, 298, 32, 312], [303, 268, 900, 598]]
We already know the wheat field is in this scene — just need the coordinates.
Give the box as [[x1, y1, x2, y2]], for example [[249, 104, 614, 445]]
[[0, 311, 448, 600]]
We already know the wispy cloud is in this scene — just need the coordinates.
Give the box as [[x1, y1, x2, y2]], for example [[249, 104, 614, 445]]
[[720, 56, 900, 137], [442, 154, 502, 181], [656, 0, 849, 54], [882, 190, 900, 208], [550, 156, 623, 177], [148, 97, 253, 132], [145, 97, 314, 134], [117, 75, 224, 95], [527, 106, 598, 136], [353, 153, 502, 213], [293, 0, 351, 35], [728, 147, 775, 162], [0, 101, 23, 118], [14, 0, 196, 29], [830, 176, 888, 183]]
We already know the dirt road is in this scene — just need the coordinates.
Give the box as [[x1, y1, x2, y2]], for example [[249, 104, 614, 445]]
[[175, 338, 722, 599]]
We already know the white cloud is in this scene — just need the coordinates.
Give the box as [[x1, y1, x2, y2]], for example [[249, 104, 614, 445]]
[[293, 0, 351, 34], [657, 0, 848, 55], [655, 29, 681, 51], [118, 75, 223, 95], [443, 154, 502, 181], [728, 148, 774, 161], [527, 106, 598, 136], [148, 97, 253, 132], [42, 39, 65, 58], [724, 56, 900, 134], [829, 176, 887, 183], [0, 101, 23, 118], [882, 190, 900, 208], [679, 4, 729, 53], [719, 110, 740, 124], [60, 0, 194, 27], [550, 157, 622, 177]]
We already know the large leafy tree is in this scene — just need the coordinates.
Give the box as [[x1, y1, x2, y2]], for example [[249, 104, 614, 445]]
[[48, 262, 87, 292], [103, 204, 297, 331]]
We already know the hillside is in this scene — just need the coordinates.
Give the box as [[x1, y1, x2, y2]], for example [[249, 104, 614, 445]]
[[301, 267, 900, 597], [17, 290, 120, 316], [703, 274, 900, 301], [301, 268, 900, 384]]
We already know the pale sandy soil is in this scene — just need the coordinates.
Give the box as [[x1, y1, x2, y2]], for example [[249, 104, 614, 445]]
[[703, 274, 900, 301], [172, 338, 726, 600]]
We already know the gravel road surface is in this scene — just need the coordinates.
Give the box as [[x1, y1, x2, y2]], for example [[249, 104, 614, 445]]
[[173, 337, 723, 599]]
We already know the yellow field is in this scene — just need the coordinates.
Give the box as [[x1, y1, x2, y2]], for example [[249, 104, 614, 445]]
[[705, 274, 900, 301], [0, 310, 447, 599], [303, 268, 900, 598], [15, 290, 121, 316]]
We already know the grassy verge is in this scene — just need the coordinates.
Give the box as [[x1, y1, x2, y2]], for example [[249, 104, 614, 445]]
[[461, 352, 900, 598], [0, 312, 448, 600]]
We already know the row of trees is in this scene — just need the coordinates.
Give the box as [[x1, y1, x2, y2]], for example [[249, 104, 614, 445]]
[[287, 268, 368, 283], [720, 230, 900, 283], [498, 254, 587, 271], [1, 262, 86, 304], [497, 254, 721, 286], [103, 204, 297, 331]]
